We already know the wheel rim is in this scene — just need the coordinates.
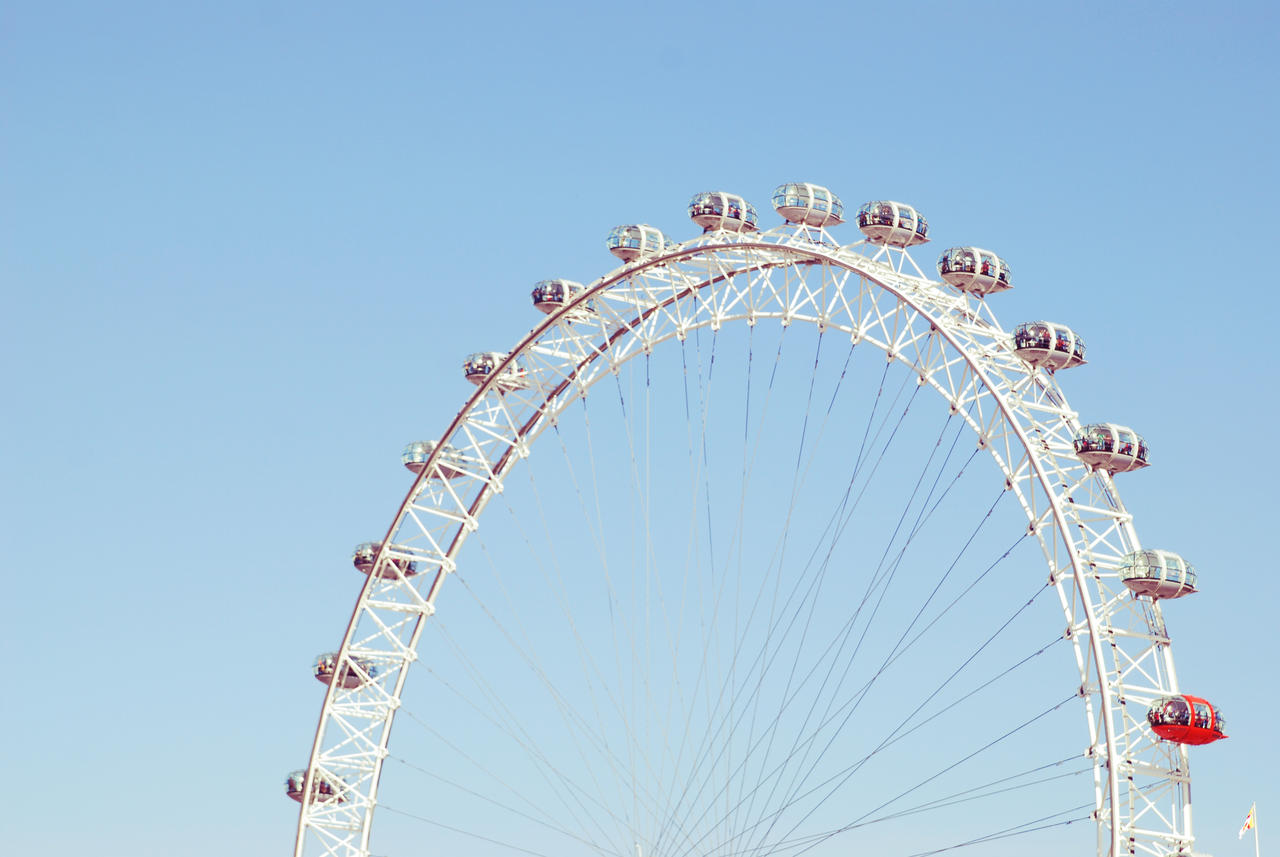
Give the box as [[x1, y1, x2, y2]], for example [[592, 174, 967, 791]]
[[295, 218, 1193, 857]]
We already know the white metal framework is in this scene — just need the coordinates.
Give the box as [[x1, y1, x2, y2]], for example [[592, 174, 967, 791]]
[[293, 190, 1198, 857]]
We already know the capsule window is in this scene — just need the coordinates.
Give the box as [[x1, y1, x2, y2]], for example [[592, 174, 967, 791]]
[[1160, 698, 1191, 726]]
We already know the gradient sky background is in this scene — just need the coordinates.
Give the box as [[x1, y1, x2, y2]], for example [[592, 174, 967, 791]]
[[3, 1, 1277, 855]]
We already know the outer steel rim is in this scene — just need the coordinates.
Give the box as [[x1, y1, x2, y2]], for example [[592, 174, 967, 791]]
[[294, 225, 1192, 857]]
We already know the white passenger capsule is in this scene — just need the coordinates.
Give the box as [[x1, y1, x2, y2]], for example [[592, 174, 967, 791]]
[[313, 652, 379, 689], [1073, 423, 1150, 473], [401, 440, 465, 479], [1120, 550, 1197, 599], [938, 247, 1012, 296], [531, 279, 586, 314], [286, 769, 344, 803], [607, 224, 672, 262], [352, 541, 419, 579], [856, 201, 929, 247], [1012, 322, 1086, 370], [463, 351, 529, 391], [688, 191, 759, 233], [771, 182, 844, 228]]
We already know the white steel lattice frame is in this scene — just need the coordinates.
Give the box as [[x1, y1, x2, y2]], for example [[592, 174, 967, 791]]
[[293, 223, 1195, 857]]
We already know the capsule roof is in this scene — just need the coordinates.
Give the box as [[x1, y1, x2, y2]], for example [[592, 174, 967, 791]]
[[771, 183, 844, 228], [1012, 321, 1086, 371], [857, 201, 929, 247], [607, 224, 673, 262], [1074, 423, 1150, 473], [687, 191, 758, 234], [938, 247, 1011, 296]]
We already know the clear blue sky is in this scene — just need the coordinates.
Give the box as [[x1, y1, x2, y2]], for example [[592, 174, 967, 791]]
[[3, 2, 1277, 856]]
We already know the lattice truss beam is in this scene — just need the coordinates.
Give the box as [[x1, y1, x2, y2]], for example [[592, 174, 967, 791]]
[[295, 232, 1192, 857]]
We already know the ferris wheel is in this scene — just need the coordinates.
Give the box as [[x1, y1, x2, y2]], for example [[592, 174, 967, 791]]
[[287, 184, 1224, 857]]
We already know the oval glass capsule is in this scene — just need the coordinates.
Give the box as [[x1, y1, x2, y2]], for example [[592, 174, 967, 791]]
[[857, 201, 929, 247], [938, 247, 1012, 296], [313, 652, 379, 689], [463, 351, 529, 391], [401, 440, 465, 479], [531, 279, 586, 314], [688, 191, 759, 233], [285, 769, 345, 803], [771, 182, 844, 228], [1073, 423, 1150, 473], [606, 224, 672, 262], [1120, 549, 1197, 599], [1012, 321, 1086, 370], [351, 541, 419, 579]]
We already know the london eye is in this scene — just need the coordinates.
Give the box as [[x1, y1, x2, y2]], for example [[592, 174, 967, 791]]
[[288, 183, 1223, 857]]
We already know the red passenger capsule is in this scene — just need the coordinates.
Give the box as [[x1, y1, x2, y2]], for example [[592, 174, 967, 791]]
[[1147, 695, 1226, 745]]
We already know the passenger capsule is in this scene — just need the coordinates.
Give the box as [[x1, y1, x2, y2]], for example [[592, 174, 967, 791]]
[[352, 541, 419, 579], [688, 191, 759, 233], [463, 351, 529, 391], [607, 224, 672, 262], [286, 769, 345, 803], [771, 182, 844, 228], [1012, 322, 1086, 370], [314, 652, 379, 689], [938, 247, 1012, 296], [1147, 695, 1227, 745], [1073, 423, 1150, 473], [1121, 550, 1197, 599], [531, 279, 586, 314], [401, 440, 465, 479], [856, 201, 929, 247]]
